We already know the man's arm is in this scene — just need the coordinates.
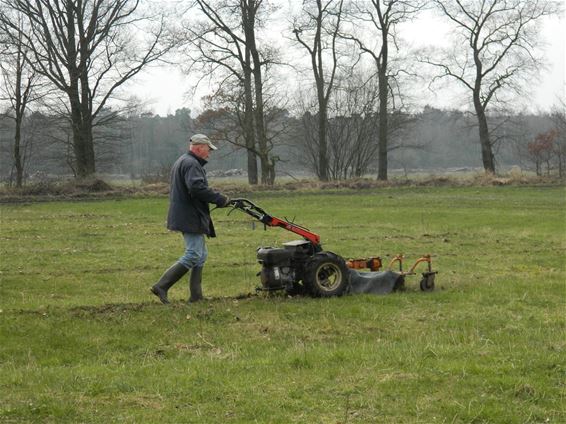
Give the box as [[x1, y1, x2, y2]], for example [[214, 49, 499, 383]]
[[185, 163, 229, 206]]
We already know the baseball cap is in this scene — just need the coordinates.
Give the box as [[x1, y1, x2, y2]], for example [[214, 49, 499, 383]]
[[189, 134, 217, 150]]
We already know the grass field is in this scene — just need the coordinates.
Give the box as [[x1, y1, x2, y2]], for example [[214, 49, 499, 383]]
[[1, 186, 565, 423]]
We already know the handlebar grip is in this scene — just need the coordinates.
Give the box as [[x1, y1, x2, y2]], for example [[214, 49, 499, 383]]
[[229, 198, 253, 207]]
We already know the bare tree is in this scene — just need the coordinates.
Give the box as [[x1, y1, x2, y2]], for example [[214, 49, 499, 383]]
[[197, 76, 292, 185], [294, 70, 378, 180], [0, 7, 47, 186], [196, 86, 248, 162], [183, 0, 280, 184], [0, 0, 172, 179], [241, 0, 274, 184], [527, 129, 559, 175], [422, 0, 561, 174], [185, 0, 256, 183], [342, 0, 425, 180], [293, 0, 344, 181], [325, 73, 380, 179]]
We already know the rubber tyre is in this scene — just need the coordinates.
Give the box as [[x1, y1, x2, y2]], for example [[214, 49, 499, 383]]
[[419, 273, 435, 292], [303, 252, 349, 297]]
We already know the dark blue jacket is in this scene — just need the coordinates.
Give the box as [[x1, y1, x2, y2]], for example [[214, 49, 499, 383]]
[[166, 152, 226, 236]]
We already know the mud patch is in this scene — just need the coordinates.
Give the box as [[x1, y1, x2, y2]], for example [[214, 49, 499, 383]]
[[69, 302, 148, 318]]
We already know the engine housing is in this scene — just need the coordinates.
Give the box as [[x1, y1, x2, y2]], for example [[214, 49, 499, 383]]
[[256, 240, 315, 291]]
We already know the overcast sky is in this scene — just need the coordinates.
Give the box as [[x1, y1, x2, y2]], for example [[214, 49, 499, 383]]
[[132, 4, 565, 117]]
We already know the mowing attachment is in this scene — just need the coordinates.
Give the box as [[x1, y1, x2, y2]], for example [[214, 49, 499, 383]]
[[387, 254, 438, 292], [345, 253, 438, 292]]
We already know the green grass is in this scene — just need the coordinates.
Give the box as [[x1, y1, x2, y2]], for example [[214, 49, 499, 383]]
[[1, 186, 565, 423]]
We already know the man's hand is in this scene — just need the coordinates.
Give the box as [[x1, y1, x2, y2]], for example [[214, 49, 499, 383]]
[[219, 195, 231, 208]]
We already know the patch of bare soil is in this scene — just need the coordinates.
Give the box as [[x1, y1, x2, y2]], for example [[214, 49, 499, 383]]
[[69, 302, 149, 318]]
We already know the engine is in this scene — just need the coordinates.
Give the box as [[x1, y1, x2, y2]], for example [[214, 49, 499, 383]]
[[256, 240, 315, 291]]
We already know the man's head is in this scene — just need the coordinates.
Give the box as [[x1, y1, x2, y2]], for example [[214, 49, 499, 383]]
[[189, 134, 217, 160]]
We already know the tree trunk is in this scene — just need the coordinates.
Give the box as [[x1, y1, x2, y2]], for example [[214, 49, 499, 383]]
[[69, 94, 95, 178], [259, 154, 270, 184], [267, 157, 276, 185], [377, 112, 388, 180], [13, 57, 23, 187], [315, 14, 328, 182], [246, 138, 258, 185], [244, 46, 258, 185], [64, 6, 95, 179], [252, 65, 270, 185], [377, 59, 388, 181], [13, 115, 23, 187], [317, 94, 329, 181], [82, 119, 96, 177], [71, 116, 86, 178], [79, 42, 96, 178], [474, 96, 496, 174], [472, 45, 495, 174]]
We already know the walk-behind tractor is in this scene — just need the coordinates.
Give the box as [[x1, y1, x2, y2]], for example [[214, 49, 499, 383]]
[[226, 198, 437, 297]]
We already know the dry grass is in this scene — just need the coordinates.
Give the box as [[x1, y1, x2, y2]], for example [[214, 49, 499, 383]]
[[0, 173, 563, 203]]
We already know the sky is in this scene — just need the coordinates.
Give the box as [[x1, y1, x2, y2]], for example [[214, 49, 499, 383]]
[[132, 4, 565, 117]]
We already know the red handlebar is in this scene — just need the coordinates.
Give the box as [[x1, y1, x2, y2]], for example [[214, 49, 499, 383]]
[[228, 198, 321, 246], [266, 216, 321, 245]]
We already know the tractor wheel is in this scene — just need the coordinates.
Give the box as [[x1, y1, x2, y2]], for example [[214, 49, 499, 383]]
[[303, 252, 349, 297], [419, 272, 436, 292]]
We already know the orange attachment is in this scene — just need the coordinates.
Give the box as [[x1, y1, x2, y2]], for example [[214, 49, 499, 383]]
[[346, 257, 382, 272], [387, 254, 433, 275], [388, 254, 404, 272], [408, 254, 432, 274]]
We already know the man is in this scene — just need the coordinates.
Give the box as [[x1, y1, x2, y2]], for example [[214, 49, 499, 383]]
[[150, 134, 230, 304]]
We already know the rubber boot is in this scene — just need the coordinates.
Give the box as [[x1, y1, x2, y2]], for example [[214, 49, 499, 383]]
[[188, 266, 204, 303], [150, 262, 189, 304]]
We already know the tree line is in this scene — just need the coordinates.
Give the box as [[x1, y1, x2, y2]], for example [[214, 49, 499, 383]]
[[0, 0, 563, 187], [2, 104, 563, 184]]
